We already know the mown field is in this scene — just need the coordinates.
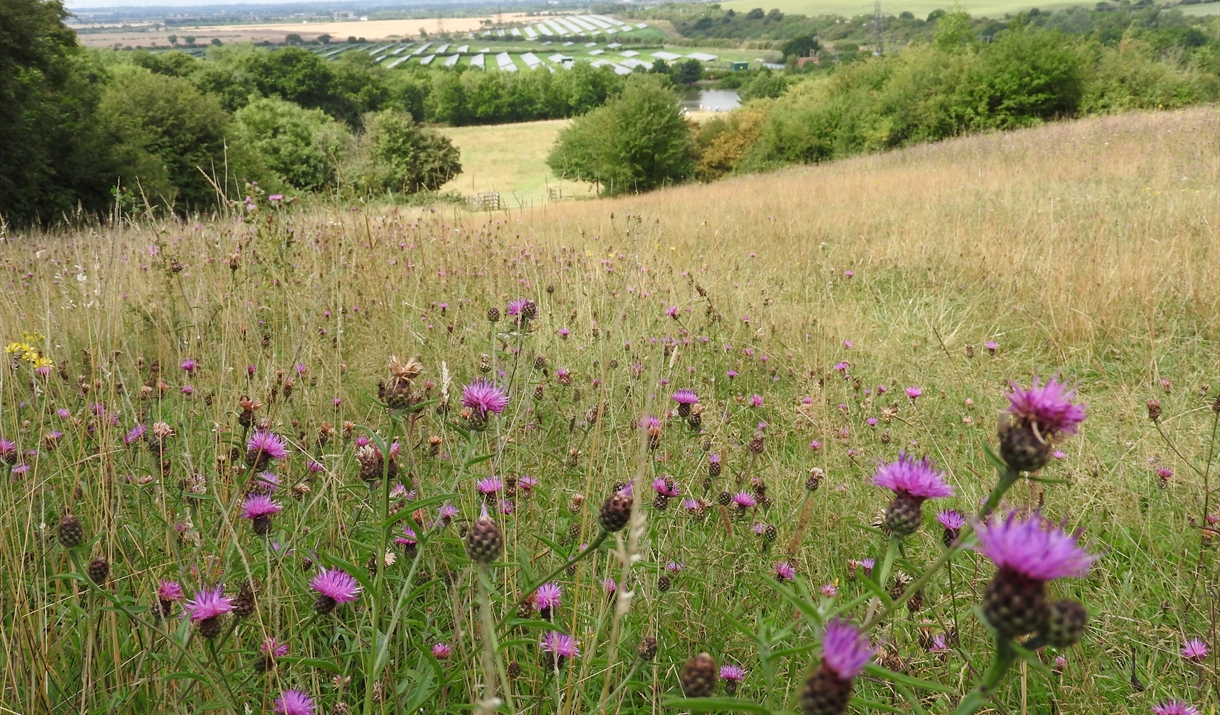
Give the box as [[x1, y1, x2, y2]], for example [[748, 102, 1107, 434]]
[[440, 119, 597, 202], [1, 106, 1217, 715]]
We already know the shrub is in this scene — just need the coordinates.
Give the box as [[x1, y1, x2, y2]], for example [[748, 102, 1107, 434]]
[[547, 75, 694, 195], [230, 97, 348, 191], [348, 111, 462, 196]]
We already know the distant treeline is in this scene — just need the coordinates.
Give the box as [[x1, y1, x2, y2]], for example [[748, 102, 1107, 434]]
[[0, 0, 645, 225], [692, 13, 1220, 180]]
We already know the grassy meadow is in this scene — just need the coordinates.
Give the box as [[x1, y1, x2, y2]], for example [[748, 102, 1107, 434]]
[[719, 0, 1107, 19], [1, 106, 1218, 715], [440, 119, 597, 202]]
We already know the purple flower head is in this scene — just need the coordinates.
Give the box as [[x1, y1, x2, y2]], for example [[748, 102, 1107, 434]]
[[476, 476, 504, 495], [936, 509, 966, 531], [125, 424, 146, 444], [720, 665, 746, 682], [310, 568, 361, 604], [929, 634, 950, 653], [732, 491, 757, 509], [775, 561, 796, 582], [872, 452, 954, 501], [158, 580, 183, 602], [1182, 638, 1209, 662], [905, 387, 923, 400], [185, 585, 233, 621], [602, 577, 617, 595], [535, 582, 562, 611], [709, 453, 720, 465], [985, 341, 999, 352], [394, 527, 417, 546], [247, 430, 288, 461], [241, 494, 282, 520], [519, 475, 538, 492], [506, 299, 527, 317], [432, 642, 452, 659], [462, 379, 509, 418], [749, 394, 763, 408], [665, 305, 679, 319], [639, 415, 662, 431], [541, 631, 580, 659], [672, 389, 699, 405], [652, 478, 681, 497], [1005, 376, 1087, 439], [273, 689, 315, 715], [860, 558, 875, 571], [821, 583, 838, 597], [821, 619, 875, 680], [1153, 702, 1200, 715], [438, 504, 458, 521], [262, 638, 290, 657], [972, 511, 1097, 582], [180, 359, 197, 373], [666, 561, 684, 574]]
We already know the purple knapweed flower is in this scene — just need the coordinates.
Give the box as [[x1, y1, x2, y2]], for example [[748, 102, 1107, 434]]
[[541, 631, 580, 664], [905, 387, 923, 400], [273, 689, 314, 715], [158, 580, 183, 602], [672, 389, 698, 405], [311, 568, 361, 606], [241, 494, 281, 520], [749, 394, 763, 408], [125, 424, 146, 444], [775, 561, 796, 582], [1153, 702, 1200, 715], [821, 619, 875, 680], [652, 478, 681, 497], [1005, 376, 1087, 439], [462, 379, 509, 419], [1182, 638, 1209, 663], [185, 585, 233, 621], [535, 582, 562, 616], [873, 452, 953, 500], [262, 638, 290, 657], [732, 491, 757, 509], [432, 642, 452, 659], [972, 511, 1097, 582], [476, 476, 504, 495], [247, 429, 288, 466]]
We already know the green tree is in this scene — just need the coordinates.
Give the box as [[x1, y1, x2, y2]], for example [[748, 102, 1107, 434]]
[[353, 111, 461, 194], [673, 59, 703, 85], [781, 35, 819, 59], [547, 75, 693, 195], [0, 0, 114, 225], [99, 69, 236, 210], [230, 97, 347, 190]]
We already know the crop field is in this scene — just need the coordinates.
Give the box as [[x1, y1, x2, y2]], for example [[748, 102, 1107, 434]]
[[1, 106, 1218, 715]]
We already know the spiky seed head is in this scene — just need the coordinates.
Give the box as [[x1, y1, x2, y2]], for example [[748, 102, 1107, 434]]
[[764, 525, 778, 542], [58, 514, 84, 548], [87, 557, 110, 585], [709, 460, 721, 478], [598, 491, 633, 533], [331, 703, 351, 715], [487, 307, 500, 323], [231, 581, 256, 618], [507, 661, 521, 678], [983, 568, 1050, 638], [533, 354, 548, 370], [1147, 400, 1162, 421], [658, 574, 671, 592], [466, 512, 503, 565], [1041, 600, 1088, 648], [638, 636, 658, 661], [717, 491, 732, 506], [679, 653, 718, 698]]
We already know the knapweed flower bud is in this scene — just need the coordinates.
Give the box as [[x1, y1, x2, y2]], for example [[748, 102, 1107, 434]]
[[679, 653, 718, 697], [638, 636, 658, 661], [1040, 599, 1088, 648], [599, 487, 633, 533], [58, 513, 84, 548], [87, 557, 110, 585], [1147, 399, 1162, 422], [465, 507, 503, 565]]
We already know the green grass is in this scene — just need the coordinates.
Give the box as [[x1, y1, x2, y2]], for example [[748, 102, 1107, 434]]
[[440, 118, 596, 200], [1, 107, 1217, 715], [1180, 1, 1220, 15]]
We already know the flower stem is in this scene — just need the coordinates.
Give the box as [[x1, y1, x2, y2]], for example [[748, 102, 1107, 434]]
[[955, 637, 1017, 715], [506, 530, 609, 623]]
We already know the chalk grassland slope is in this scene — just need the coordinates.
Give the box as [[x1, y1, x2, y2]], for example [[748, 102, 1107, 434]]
[[529, 107, 1219, 364], [440, 119, 597, 201], [1, 108, 1217, 713]]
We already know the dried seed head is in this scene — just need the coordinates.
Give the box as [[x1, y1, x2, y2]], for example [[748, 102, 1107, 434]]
[[679, 653, 718, 698]]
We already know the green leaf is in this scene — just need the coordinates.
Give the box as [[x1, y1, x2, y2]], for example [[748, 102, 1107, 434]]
[[981, 442, 1007, 472], [770, 642, 820, 659], [768, 579, 822, 625], [287, 657, 347, 674], [164, 671, 209, 682], [659, 696, 773, 713], [464, 453, 495, 468], [862, 664, 956, 694]]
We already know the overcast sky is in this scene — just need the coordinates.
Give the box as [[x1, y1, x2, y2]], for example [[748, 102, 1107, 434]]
[[67, 0, 332, 6]]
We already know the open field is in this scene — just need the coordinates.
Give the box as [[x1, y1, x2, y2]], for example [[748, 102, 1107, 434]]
[[2, 107, 1218, 714], [440, 119, 597, 203], [1181, 1, 1220, 15]]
